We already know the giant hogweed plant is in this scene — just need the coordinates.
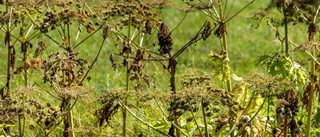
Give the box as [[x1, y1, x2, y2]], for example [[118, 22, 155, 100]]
[[93, 0, 245, 136], [2, 0, 320, 137], [32, 1, 110, 136], [180, 0, 261, 136], [93, 0, 165, 136], [94, 1, 214, 136], [0, 1, 49, 136], [253, 0, 320, 136], [1, 0, 109, 136]]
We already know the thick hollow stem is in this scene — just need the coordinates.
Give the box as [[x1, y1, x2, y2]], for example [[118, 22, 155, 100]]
[[201, 99, 209, 137], [306, 83, 315, 137], [67, 104, 75, 137], [306, 48, 316, 137], [221, 25, 233, 137], [221, 31, 232, 93], [122, 14, 132, 137], [4, 0, 11, 99], [306, 6, 318, 134], [283, 90, 289, 137], [282, 2, 289, 57]]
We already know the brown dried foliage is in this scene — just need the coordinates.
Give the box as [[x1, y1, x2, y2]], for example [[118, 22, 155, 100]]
[[157, 23, 173, 55]]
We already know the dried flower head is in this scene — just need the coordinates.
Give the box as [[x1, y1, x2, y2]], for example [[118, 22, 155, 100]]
[[157, 23, 173, 54]]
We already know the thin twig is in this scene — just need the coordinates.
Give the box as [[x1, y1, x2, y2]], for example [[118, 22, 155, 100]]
[[172, 20, 212, 59], [266, 21, 299, 47], [33, 82, 62, 101]]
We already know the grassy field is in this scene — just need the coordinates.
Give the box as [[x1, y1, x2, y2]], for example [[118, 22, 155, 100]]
[[0, 0, 317, 136]]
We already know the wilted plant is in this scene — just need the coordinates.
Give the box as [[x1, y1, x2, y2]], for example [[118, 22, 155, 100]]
[[253, 0, 320, 136], [94, 0, 163, 136], [4, 0, 110, 136], [181, 0, 256, 136]]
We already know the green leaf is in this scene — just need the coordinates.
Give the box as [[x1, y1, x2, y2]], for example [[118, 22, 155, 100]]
[[0, 123, 15, 130]]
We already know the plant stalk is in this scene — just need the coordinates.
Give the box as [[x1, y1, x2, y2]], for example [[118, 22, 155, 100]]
[[306, 5, 318, 135], [221, 24, 233, 137], [122, 14, 132, 137], [306, 31, 316, 137], [281, 3, 290, 136], [201, 99, 209, 137], [282, 1, 289, 57], [306, 82, 315, 137], [4, 0, 12, 99], [221, 27, 232, 92], [67, 102, 75, 137], [283, 90, 288, 137]]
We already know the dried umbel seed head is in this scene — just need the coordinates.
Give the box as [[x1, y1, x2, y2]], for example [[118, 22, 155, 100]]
[[308, 23, 317, 40], [302, 83, 312, 109], [287, 89, 299, 116], [145, 19, 152, 34], [202, 20, 212, 41], [214, 22, 227, 38], [95, 101, 120, 126], [109, 53, 117, 70], [34, 40, 46, 58], [215, 119, 227, 133], [157, 23, 173, 54], [86, 21, 95, 33], [289, 119, 300, 136], [102, 25, 111, 39]]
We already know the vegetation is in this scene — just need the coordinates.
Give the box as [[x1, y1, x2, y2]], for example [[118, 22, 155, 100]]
[[0, 0, 320, 136]]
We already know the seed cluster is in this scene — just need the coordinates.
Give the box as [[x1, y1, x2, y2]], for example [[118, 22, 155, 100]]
[[27, 100, 59, 130], [201, 21, 212, 41], [39, 2, 97, 33], [182, 76, 210, 87], [167, 84, 242, 125], [97, 0, 161, 31], [276, 89, 300, 136], [95, 90, 126, 126], [42, 49, 88, 87], [157, 23, 173, 55], [0, 98, 21, 124]]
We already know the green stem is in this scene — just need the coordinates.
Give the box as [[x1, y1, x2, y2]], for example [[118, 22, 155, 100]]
[[306, 5, 318, 135], [221, 30, 231, 92], [263, 91, 270, 137], [306, 84, 314, 137], [79, 38, 106, 84], [283, 90, 289, 137], [282, 3, 289, 136], [306, 42, 316, 137], [67, 102, 75, 137], [67, 24, 71, 48], [282, 2, 289, 57], [122, 13, 132, 137], [169, 61, 180, 137], [4, 0, 11, 99], [190, 108, 203, 137], [201, 99, 209, 137], [221, 25, 233, 137]]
